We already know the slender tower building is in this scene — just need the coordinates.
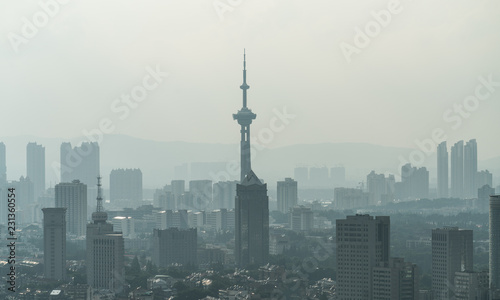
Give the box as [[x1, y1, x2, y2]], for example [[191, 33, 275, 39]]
[[233, 50, 257, 182], [233, 51, 269, 267]]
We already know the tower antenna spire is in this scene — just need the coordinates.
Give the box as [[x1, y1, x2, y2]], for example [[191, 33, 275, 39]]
[[96, 175, 103, 212]]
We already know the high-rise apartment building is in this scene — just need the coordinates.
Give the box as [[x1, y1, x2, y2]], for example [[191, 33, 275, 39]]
[[289, 206, 313, 232], [43, 208, 66, 281], [27, 142, 45, 199], [451, 141, 464, 198], [213, 181, 237, 209], [60, 142, 100, 186], [189, 180, 212, 211], [463, 139, 478, 198], [432, 227, 473, 299], [437, 141, 448, 198], [277, 178, 298, 213], [55, 180, 87, 236]]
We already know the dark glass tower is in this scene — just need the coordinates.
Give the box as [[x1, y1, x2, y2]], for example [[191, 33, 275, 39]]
[[235, 170, 269, 267]]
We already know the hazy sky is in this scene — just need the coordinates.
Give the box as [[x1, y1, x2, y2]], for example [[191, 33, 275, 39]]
[[1, 0, 499, 158]]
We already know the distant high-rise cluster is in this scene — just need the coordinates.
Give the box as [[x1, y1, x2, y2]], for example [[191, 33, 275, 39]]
[[439, 139, 490, 199], [396, 163, 429, 200], [60, 142, 100, 186], [110, 168, 143, 203]]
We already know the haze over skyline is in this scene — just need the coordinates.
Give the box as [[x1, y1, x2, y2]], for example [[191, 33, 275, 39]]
[[2, 1, 499, 158]]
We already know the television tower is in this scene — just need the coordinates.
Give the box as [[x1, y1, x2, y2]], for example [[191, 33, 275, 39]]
[[233, 50, 257, 182]]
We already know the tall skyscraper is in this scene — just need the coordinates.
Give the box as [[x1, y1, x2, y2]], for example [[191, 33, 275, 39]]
[[431, 227, 473, 299], [109, 168, 143, 202], [490, 195, 500, 294], [60, 142, 100, 186], [336, 214, 390, 299], [55, 180, 87, 236], [86, 177, 125, 295], [277, 178, 298, 213], [437, 141, 448, 198], [232, 53, 269, 268], [0, 142, 6, 185], [233, 50, 256, 182], [463, 139, 478, 198], [27, 142, 45, 200], [43, 208, 66, 281], [152, 228, 197, 268], [451, 140, 464, 198], [235, 171, 269, 267]]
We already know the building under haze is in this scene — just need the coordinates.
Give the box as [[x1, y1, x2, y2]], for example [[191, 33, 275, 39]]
[[277, 178, 298, 213], [233, 53, 269, 268], [478, 185, 495, 213], [235, 171, 269, 267], [367, 171, 395, 205], [60, 142, 100, 186], [336, 214, 390, 299], [432, 227, 473, 300], [372, 257, 419, 300], [12, 176, 35, 224], [43, 208, 66, 281], [334, 187, 369, 210], [109, 168, 143, 203], [213, 180, 237, 209], [437, 141, 448, 198], [189, 180, 212, 211], [463, 139, 478, 198], [86, 177, 124, 295], [55, 180, 87, 236], [477, 170, 493, 189], [490, 195, 500, 295], [397, 164, 429, 200], [451, 140, 464, 198], [27, 142, 45, 200], [152, 228, 197, 268]]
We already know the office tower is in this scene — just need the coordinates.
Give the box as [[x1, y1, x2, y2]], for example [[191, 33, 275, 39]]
[[397, 164, 429, 200], [111, 216, 135, 238], [330, 166, 346, 187], [152, 228, 197, 268], [333, 187, 369, 210], [372, 257, 419, 300], [235, 171, 269, 267], [437, 141, 448, 198], [233, 50, 256, 182], [451, 140, 464, 198], [213, 181, 237, 209], [336, 214, 390, 299], [294, 167, 308, 186], [86, 177, 125, 294], [367, 171, 395, 205], [43, 208, 66, 281], [277, 178, 298, 213], [55, 180, 87, 236], [490, 195, 500, 295], [476, 170, 493, 189], [60, 142, 100, 186], [431, 227, 473, 299], [464, 139, 478, 198], [289, 206, 313, 231], [189, 180, 212, 211], [454, 271, 489, 300], [27, 142, 45, 200], [0, 142, 6, 185], [109, 168, 142, 203], [478, 185, 495, 213]]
